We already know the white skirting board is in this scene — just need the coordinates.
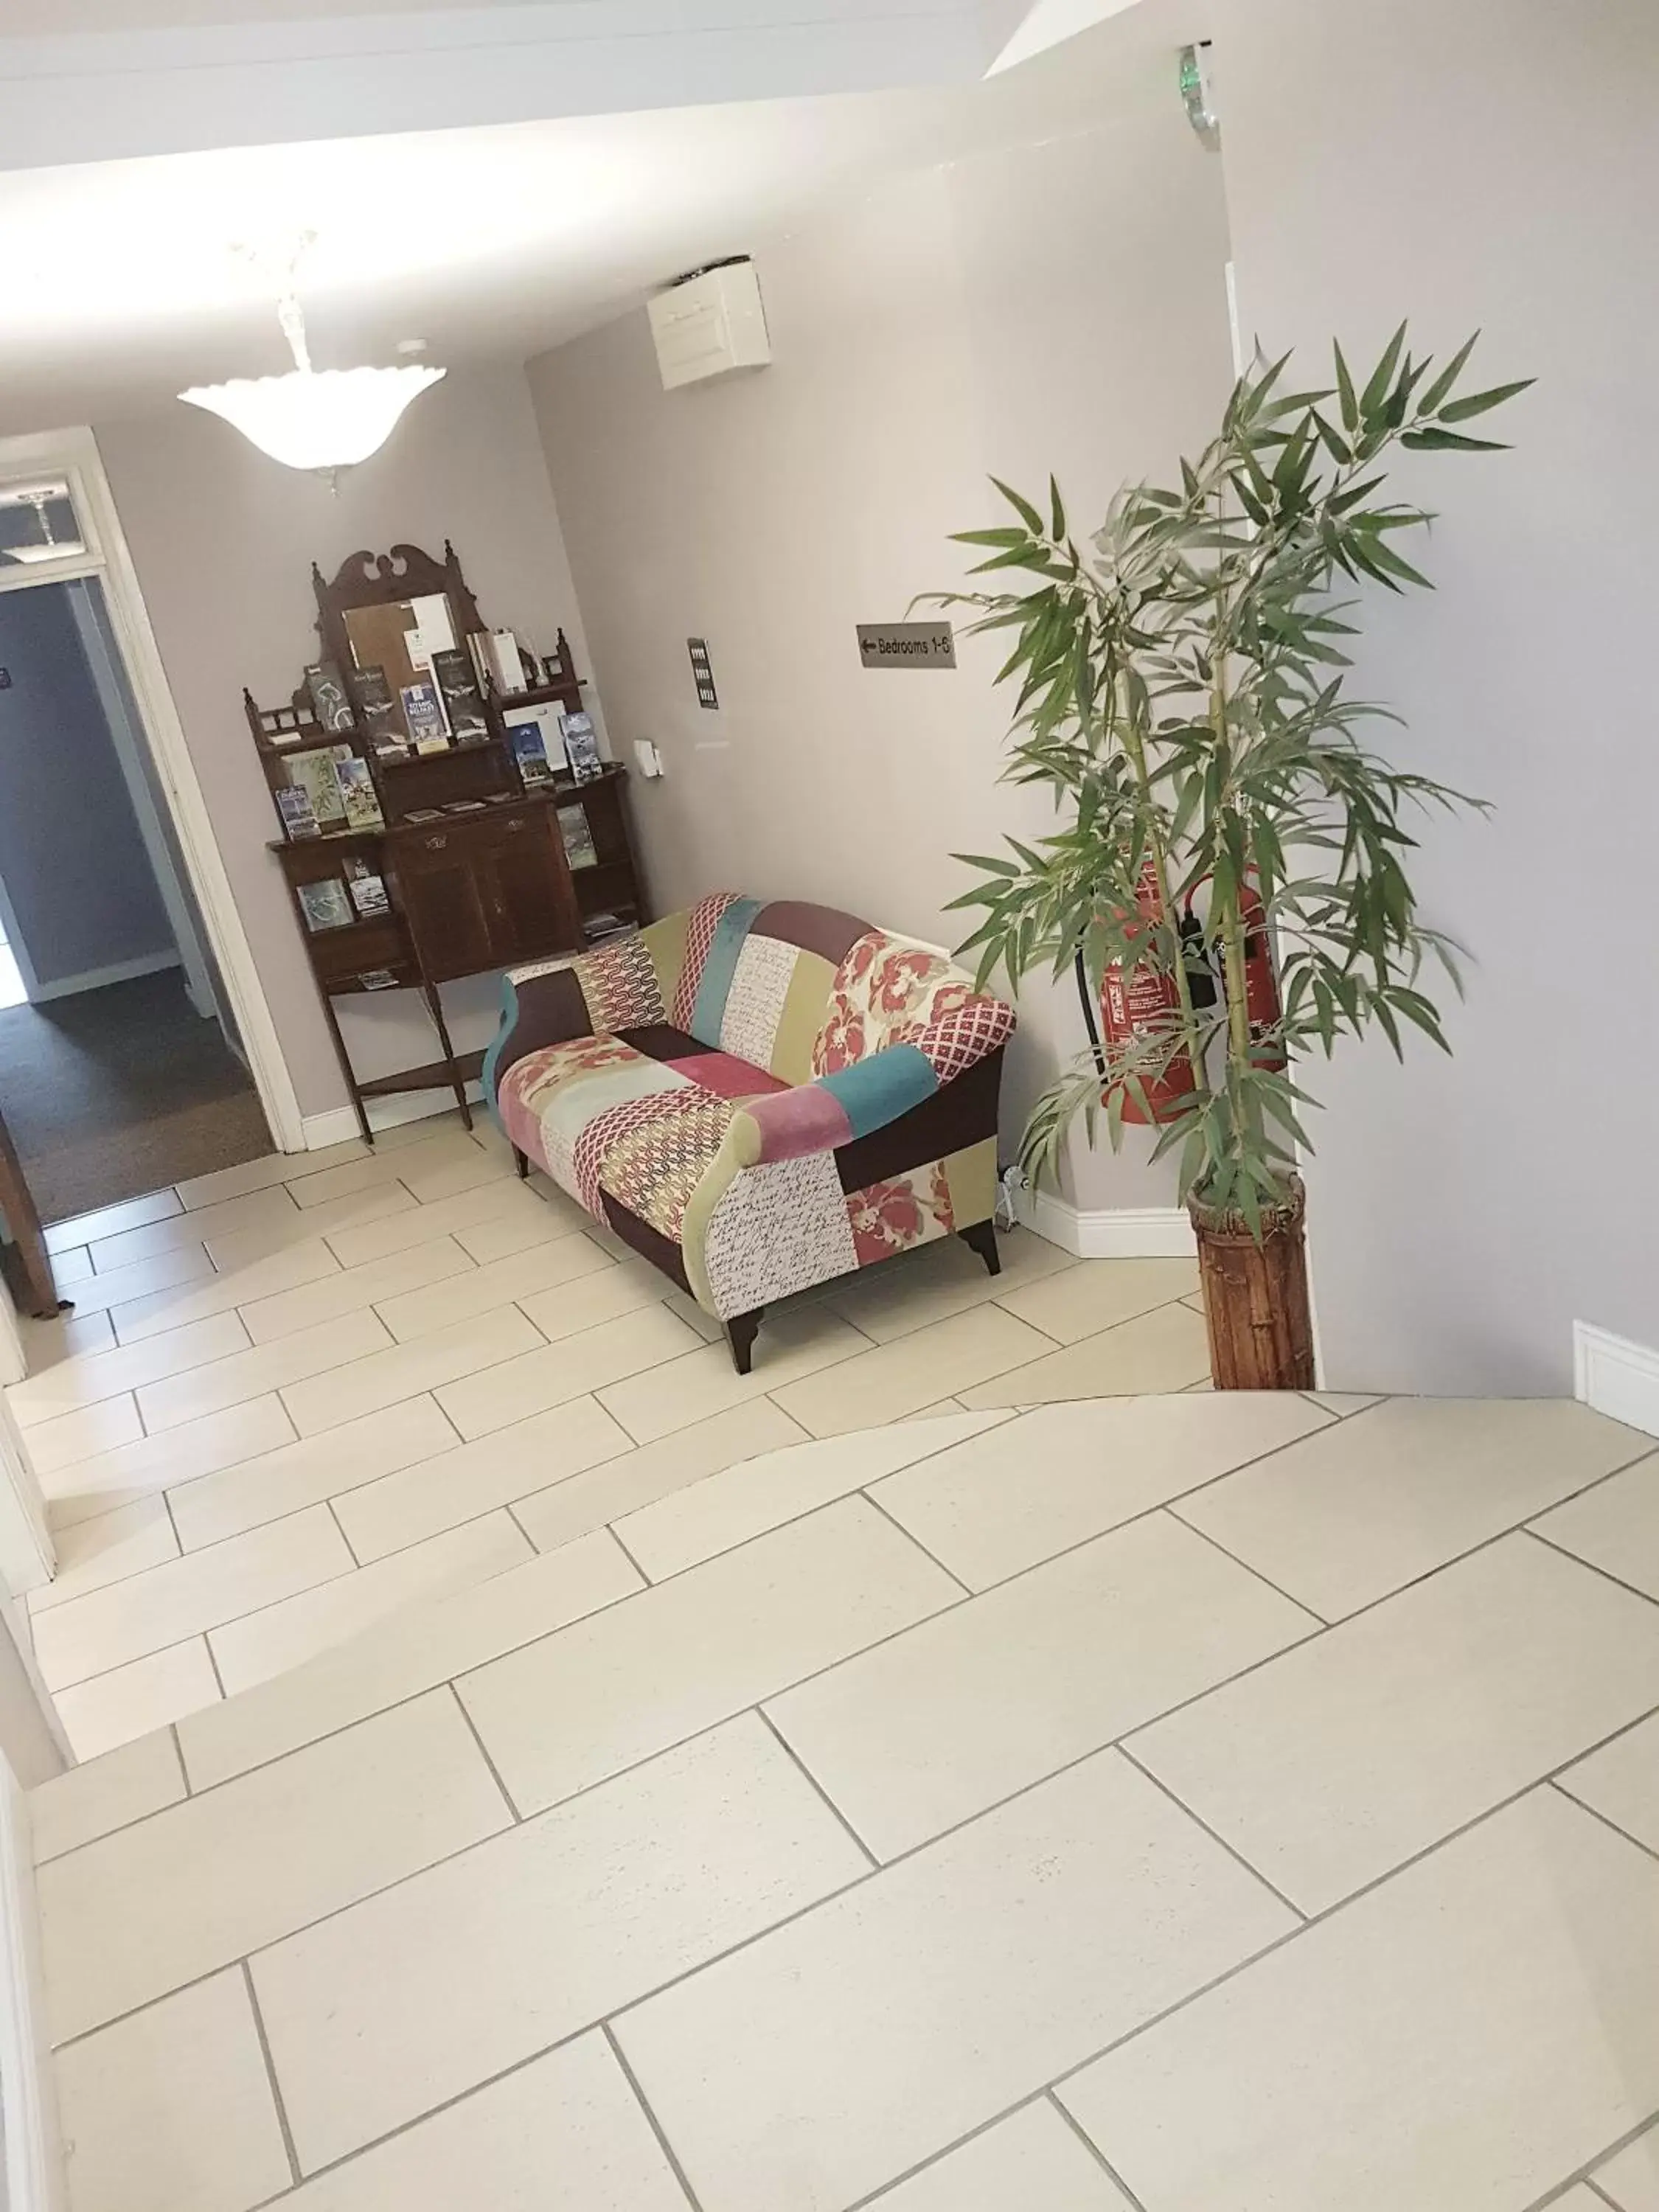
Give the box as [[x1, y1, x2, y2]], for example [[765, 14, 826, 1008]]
[[301, 1081, 486, 1153], [1574, 1321, 1659, 1441], [0, 1759, 66, 2212], [1015, 1185, 1196, 1259]]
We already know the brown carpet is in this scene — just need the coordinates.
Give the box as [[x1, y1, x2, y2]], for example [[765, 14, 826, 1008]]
[[0, 970, 272, 1226]]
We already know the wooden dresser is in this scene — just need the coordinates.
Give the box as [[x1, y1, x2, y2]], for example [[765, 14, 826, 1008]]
[[251, 543, 647, 1141]]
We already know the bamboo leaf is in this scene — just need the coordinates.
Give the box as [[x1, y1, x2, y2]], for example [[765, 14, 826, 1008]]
[[1416, 331, 1481, 418], [1401, 428, 1509, 453], [1438, 378, 1534, 422]]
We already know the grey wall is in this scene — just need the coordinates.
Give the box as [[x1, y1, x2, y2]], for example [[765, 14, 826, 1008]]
[[0, 583, 175, 991], [528, 56, 1234, 1208], [1220, 0, 1659, 1391]]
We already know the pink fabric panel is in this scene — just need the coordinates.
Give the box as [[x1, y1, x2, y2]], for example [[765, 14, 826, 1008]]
[[498, 1065, 547, 1170], [668, 1054, 786, 1101], [742, 1085, 855, 1163]]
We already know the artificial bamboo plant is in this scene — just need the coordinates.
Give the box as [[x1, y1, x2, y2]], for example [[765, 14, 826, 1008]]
[[933, 327, 1528, 1235]]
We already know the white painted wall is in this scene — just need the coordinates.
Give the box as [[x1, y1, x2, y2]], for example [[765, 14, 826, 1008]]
[[1219, 0, 1659, 1391], [529, 72, 1234, 1208]]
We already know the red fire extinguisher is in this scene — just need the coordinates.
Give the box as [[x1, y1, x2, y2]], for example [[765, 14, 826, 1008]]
[[1094, 862, 1200, 1124], [1237, 881, 1287, 1071], [1182, 876, 1287, 1074]]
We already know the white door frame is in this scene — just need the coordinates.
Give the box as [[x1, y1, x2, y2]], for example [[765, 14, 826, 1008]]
[[64, 577, 218, 1021], [0, 426, 305, 1151]]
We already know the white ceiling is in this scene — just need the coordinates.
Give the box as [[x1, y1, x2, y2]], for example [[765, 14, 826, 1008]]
[[0, 0, 1190, 432], [1, 1, 1048, 171]]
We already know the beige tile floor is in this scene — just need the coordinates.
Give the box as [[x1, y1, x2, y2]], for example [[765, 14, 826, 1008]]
[[25, 1381, 1659, 2212], [13, 1113, 1211, 1759]]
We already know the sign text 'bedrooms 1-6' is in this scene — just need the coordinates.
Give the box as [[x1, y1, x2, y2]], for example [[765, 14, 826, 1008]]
[[856, 622, 957, 670]]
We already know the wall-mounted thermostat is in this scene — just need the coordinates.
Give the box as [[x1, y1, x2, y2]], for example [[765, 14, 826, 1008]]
[[687, 638, 720, 710]]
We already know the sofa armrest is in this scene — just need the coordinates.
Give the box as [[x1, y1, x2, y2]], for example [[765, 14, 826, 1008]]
[[483, 959, 594, 1119], [731, 994, 1016, 1168]]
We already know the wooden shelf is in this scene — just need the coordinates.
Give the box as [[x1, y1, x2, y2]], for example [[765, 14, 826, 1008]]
[[357, 1048, 487, 1101], [255, 543, 647, 1146]]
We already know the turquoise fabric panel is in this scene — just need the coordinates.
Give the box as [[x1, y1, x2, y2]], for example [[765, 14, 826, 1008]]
[[481, 973, 519, 1130], [816, 1045, 939, 1140], [688, 897, 764, 1047]]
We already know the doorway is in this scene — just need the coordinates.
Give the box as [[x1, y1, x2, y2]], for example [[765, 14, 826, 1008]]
[[0, 496, 271, 1222]]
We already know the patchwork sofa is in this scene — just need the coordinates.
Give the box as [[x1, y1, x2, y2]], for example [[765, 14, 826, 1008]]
[[484, 893, 1016, 1371]]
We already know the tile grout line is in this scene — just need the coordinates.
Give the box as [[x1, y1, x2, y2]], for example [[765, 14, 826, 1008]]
[[1517, 2110, 1659, 2212], [1161, 1500, 1332, 1627], [858, 1486, 975, 1598], [201, 1632, 229, 1703], [445, 1680, 524, 1823], [1039, 1765, 1659, 2107], [836, 2090, 1055, 2211], [1523, 1519, 1659, 1615], [1116, 1739, 1310, 1921], [325, 1497, 361, 1570], [607, 1520, 652, 1585], [169, 1719, 192, 1799], [35, 1537, 365, 1696], [602, 2022, 710, 2212], [1046, 2087, 1154, 2209], [1546, 1775, 1659, 1871], [753, 1705, 880, 1870], [241, 1957, 303, 2187], [1584, 2180, 1627, 2211]]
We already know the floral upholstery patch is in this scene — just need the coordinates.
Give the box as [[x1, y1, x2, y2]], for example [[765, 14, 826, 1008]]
[[845, 1160, 958, 1267], [812, 933, 974, 1077]]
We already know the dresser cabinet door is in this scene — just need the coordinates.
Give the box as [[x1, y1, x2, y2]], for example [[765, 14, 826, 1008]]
[[393, 830, 498, 979], [392, 810, 577, 981], [477, 810, 578, 966]]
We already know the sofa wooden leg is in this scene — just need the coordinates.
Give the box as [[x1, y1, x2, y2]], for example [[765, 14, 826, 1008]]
[[726, 1309, 764, 1376], [512, 1146, 530, 1180], [959, 1220, 1001, 1277]]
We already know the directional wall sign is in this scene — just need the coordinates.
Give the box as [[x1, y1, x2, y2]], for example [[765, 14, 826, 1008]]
[[856, 621, 957, 670]]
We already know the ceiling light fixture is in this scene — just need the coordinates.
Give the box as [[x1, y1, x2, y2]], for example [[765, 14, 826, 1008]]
[[178, 241, 445, 476], [0, 481, 86, 566]]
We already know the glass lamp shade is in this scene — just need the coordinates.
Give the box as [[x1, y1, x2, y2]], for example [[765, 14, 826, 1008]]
[[178, 362, 445, 472]]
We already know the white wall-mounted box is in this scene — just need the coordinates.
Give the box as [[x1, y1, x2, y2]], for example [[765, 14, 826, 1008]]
[[648, 260, 771, 391]]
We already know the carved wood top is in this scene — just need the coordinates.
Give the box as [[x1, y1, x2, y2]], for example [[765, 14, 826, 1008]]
[[311, 540, 485, 668]]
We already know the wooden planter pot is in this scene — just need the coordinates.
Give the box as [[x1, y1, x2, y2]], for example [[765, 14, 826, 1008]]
[[1189, 1175, 1315, 1391]]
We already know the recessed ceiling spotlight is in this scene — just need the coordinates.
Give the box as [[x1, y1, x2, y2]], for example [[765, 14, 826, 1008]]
[[396, 338, 428, 355]]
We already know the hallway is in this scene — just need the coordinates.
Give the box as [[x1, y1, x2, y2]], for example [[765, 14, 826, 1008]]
[[0, 967, 269, 1226]]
